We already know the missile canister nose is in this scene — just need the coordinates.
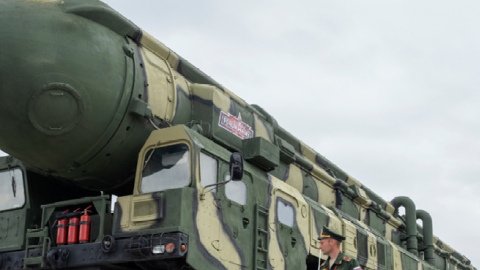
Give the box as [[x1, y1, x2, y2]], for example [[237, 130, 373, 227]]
[[0, 0, 150, 190]]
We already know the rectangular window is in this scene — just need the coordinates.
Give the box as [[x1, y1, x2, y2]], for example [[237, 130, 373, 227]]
[[141, 143, 190, 193], [226, 180, 247, 205], [200, 152, 218, 193], [0, 168, 25, 212], [277, 200, 294, 227]]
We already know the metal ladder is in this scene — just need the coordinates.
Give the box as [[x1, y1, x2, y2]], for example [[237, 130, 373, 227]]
[[23, 227, 51, 268], [254, 204, 269, 270]]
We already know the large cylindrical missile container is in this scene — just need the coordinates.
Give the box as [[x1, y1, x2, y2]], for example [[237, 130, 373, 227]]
[[0, 0, 349, 192], [0, 0, 155, 190]]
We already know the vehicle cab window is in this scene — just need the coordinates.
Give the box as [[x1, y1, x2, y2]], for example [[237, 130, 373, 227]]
[[0, 168, 25, 211], [225, 177, 247, 205], [200, 152, 218, 193], [141, 143, 190, 193]]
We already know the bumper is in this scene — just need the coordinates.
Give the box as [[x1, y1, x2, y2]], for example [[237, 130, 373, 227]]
[[0, 232, 188, 270]]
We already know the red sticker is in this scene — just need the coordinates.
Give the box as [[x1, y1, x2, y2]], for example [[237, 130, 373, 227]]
[[218, 111, 254, 140]]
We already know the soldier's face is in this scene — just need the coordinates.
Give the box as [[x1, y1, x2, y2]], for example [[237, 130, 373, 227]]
[[319, 239, 334, 254]]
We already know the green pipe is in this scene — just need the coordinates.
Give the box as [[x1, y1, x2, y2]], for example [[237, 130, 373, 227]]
[[391, 196, 418, 256], [416, 210, 434, 265]]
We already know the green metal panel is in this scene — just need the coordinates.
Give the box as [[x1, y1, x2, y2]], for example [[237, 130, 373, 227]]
[[242, 137, 280, 171], [302, 173, 319, 202], [369, 212, 386, 236]]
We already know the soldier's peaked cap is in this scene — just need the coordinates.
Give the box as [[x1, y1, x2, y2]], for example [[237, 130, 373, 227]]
[[318, 226, 346, 242]]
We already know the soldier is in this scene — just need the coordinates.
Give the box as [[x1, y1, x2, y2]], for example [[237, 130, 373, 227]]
[[318, 226, 362, 270]]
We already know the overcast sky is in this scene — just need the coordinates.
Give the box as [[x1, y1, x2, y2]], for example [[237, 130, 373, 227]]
[[1, 0, 479, 266]]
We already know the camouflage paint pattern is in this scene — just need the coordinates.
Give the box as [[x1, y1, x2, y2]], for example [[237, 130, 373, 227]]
[[110, 126, 475, 270], [0, 1, 475, 270]]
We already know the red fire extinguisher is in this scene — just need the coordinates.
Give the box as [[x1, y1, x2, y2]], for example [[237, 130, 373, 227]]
[[56, 209, 69, 245], [68, 208, 82, 245], [79, 205, 92, 243]]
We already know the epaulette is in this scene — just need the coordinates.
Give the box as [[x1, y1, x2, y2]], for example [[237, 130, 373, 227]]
[[343, 256, 352, 262]]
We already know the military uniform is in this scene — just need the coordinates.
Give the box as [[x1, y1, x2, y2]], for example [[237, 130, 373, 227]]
[[320, 252, 361, 270], [318, 226, 362, 270]]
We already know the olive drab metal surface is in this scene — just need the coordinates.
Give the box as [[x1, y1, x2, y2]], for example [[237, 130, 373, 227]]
[[0, 1, 476, 270]]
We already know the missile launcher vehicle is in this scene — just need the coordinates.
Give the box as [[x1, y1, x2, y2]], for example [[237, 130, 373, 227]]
[[0, 0, 476, 270]]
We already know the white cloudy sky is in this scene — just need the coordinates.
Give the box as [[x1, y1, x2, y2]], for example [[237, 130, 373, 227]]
[[2, 0, 479, 266]]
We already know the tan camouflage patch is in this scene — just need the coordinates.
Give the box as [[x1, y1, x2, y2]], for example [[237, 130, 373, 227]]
[[300, 142, 316, 163], [310, 166, 336, 186], [441, 241, 455, 253], [139, 30, 179, 69], [197, 188, 242, 269], [139, 30, 171, 61], [253, 113, 272, 142], [316, 179, 335, 207], [116, 195, 132, 229], [389, 240, 403, 270], [346, 175, 362, 188], [365, 228, 379, 269], [139, 46, 176, 121], [388, 215, 402, 228], [385, 202, 395, 215], [285, 164, 303, 193], [342, 219, 358, 257], [196, 188, 222, 263], [165, 50, 179, 70], [191, 84, 230, 113], [433, 235, 439, 245], [354, 188, 372, 209]]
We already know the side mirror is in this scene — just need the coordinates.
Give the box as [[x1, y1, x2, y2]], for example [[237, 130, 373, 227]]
[[229, 152, 244, 181]]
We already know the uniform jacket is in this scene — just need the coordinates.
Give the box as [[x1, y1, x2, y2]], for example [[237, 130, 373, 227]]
[[320, 252, 361, 270]]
